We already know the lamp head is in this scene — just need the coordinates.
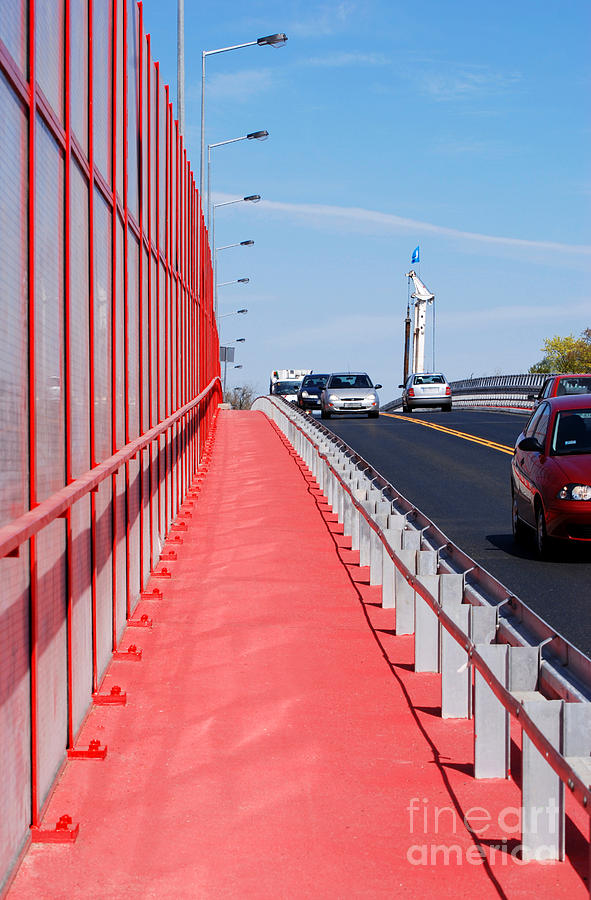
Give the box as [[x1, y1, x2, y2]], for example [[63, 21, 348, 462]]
[[240, 240, 255, 246], [257, 33, 287, 46], [243, 194, 261, 203], [247, 130, 269, 141], [237, 278, 250, 284]]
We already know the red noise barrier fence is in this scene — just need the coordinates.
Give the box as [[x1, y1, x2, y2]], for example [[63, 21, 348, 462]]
[[0, 0, 220, 886]]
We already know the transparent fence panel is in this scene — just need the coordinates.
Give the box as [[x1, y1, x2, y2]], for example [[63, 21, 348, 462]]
[[0, 71, 30, 887], [70, 0, 88, 156], [92, 0, 112, 184], [0, 1, 219, 888], [34, 116, 67, 810], [69, 160, 92, 731], [126, 0, 139, 219], [0, 0, 27, 74], [35, 0, 64, 122]]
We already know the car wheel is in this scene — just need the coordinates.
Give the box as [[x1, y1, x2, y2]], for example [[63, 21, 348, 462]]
[[535, 502, 551, 559], [442, 404, 452, 412], [511, 488, 525, 544], [368, 411, 379, 419]]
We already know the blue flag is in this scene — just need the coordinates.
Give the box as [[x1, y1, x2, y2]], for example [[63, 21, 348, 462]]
[[411, 245, 420, 264]]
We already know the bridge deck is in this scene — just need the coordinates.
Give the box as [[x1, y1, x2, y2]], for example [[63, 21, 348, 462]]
[[7, 410, 587, 898]]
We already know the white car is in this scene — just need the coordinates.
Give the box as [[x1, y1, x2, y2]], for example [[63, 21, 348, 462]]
[[320, 372, 381, 419], [400, 372, 452, 412]]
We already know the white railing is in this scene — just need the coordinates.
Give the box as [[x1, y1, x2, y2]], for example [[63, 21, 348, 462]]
[[253, 394, 591, 872]]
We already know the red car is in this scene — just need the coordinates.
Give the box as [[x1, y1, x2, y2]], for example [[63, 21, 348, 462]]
[[530, 373, 591, 408], [511, 395, 591, 557]]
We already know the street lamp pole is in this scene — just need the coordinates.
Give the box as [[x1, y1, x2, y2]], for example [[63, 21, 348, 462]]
[[207, 131, 268, 230], [212, 195, 260, 319], [200, 33, 287, 203]]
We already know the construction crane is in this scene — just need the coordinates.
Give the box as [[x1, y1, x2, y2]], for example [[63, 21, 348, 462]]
[[405, 269, 435, 376]]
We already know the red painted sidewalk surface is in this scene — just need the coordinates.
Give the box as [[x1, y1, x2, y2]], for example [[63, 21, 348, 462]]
[[7, 410, 588, 898]]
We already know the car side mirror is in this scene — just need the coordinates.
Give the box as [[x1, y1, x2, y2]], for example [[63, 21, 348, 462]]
[[374, 383, 382, 390], [527, 393, 535, 401], [518, 436, 543, 453], [398, 384, 404, 389]]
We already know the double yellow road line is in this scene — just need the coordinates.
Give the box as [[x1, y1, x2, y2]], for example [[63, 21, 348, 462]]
[[381, 412, 514, 455]]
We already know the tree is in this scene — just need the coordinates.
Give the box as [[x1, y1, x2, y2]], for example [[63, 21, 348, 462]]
[[224, 384, 257, 409], [529, 328, 591, 373]]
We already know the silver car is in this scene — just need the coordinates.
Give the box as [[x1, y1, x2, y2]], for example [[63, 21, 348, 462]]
[[320, 372, 382, 419], [400, 372, 452, 412]]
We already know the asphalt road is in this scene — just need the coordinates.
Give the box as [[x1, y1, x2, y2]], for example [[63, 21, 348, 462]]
[[319, 407, 591, 656]]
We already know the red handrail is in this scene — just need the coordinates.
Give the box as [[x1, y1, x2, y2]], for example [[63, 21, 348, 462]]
[[0, 377, 222, 562]]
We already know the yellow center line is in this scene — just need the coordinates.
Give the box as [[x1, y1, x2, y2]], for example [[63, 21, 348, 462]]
[[381, 412, 515, 455]]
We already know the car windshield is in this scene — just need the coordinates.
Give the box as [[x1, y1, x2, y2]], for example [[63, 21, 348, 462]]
[[414, 374, 445, 385], [550, 409, 591, 455], [302, 375, 328, 389], [555, 377, 591, 397], [274, 381, 300, 393], [328, 375, 372, 389]]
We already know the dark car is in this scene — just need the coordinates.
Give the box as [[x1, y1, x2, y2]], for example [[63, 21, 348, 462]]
[[529, 374, 591, 409], [297, 373, 329, 411], [511, 395, 591, 557]]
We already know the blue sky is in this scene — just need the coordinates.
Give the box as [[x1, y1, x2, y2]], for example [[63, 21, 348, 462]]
[[141, 0, 591, 399]]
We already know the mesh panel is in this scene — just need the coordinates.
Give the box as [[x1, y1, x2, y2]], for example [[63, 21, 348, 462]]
[[0, 0, 27, 73], [35, 117, 67, 809], [158, 81, 166, 251], [93, 188, 112, 462], [127, 232, 139, 439], [114, 469, 127, 639], [116, 0, 124, 199], [70, 497, 92, 733], [35, 0, 64, 122], [141, 35, 148, 232], [0, 72, 31, 882], [95, 478, 113, 676], [115, 219, 125, 448], [127, 456, 141, 610], [69, 161, 90, 477], [92, 0, 112, 183], [150, 59, 157, 246], [69, 160, 92, 733], [126, 0, 139, 219], [35, 522, 67, 807], [35, 116, 65, 503], [70, 0, 88, 156]]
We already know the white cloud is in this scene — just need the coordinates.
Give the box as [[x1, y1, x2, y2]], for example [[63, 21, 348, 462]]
[[245, 196, 591, 257], [417, 66, 522, 102], [439, 301, 591, 326]]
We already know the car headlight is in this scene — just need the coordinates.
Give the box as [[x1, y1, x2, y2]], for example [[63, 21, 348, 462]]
[[301, 391, 309, 398], [557, 484, 591, 500], [328, 394, 339, 402], [365, 393, 377, 401]]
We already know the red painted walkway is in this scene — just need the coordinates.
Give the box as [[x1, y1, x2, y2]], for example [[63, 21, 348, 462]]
[[7, 410, 588, 898]]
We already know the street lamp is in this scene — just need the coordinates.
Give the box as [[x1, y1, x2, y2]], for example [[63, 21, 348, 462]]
[[212, 195, 260, 319], [216, 239, 254, 252], [221, 338, 246, 392], [200, 33, 287, 200], [217, 277, 249, 287], [218, 308, 248, 320], [207, 131, 268, 228]]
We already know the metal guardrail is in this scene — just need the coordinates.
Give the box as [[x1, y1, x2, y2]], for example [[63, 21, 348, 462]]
[[252, 394, 591, 874], [382, 373, 555, 412]]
